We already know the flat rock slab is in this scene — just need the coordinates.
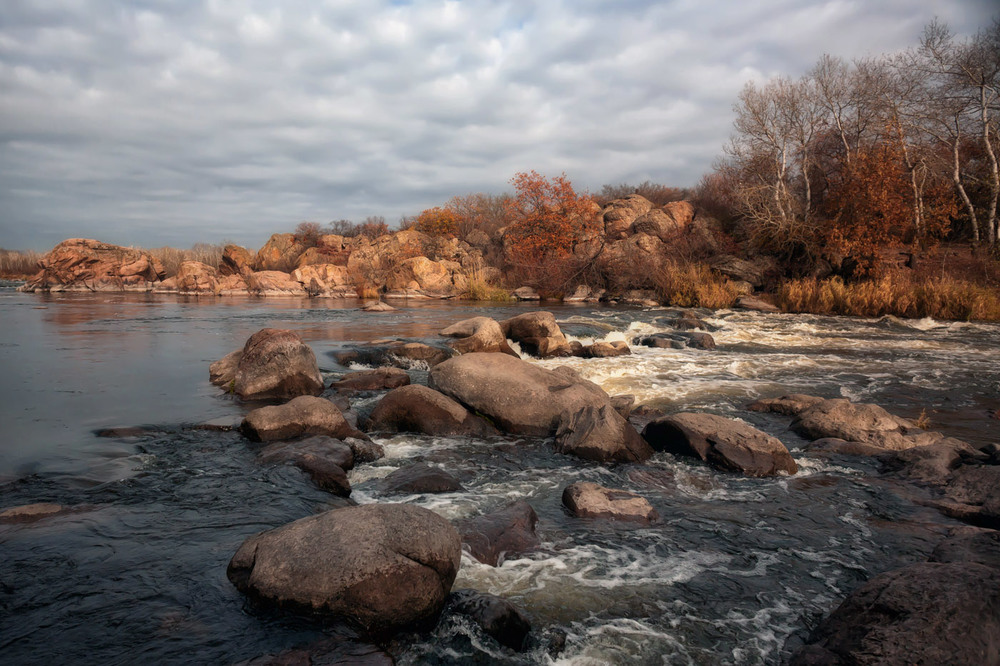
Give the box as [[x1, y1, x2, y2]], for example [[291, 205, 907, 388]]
[[378, 463, 464, 494], [455, 500, 540, 566], [0, 502, 67, 523], [562, 481, 658, 524], [227, 503, 462, 635], [642, 412, 797, 477]]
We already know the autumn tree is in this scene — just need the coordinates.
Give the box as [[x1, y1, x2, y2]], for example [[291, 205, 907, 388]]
[[414, 207, 460, 237]]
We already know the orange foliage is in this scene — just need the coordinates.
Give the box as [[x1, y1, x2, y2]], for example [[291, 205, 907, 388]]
[[503, 171, 599, 262], [414, 207, 460, 237]]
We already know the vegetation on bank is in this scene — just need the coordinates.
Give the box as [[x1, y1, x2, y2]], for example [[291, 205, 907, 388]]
[[0, 248, 42, 278]]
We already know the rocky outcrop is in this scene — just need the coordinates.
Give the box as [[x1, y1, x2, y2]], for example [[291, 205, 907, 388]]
[[174, 261, 219, 294], [562, 481, 659, 524], [240, 396, 359, 442], [227, 503, 462, 635], [555, 403, 653, 463], [219, 244, 254, 276], [330, 367, 411, 394], [454, 501, 540, 566], [368, 385, 498, 437], [440, 317, 518, 357], [245, 270, 309, 297], [790, 562, 1000, 665], [232, 329, 323, 400], [500, 311, 571, 357], [448, 590, 532, 652], [642, 412, 797, 476], [378, 463, 464, 494], [290, 264, 355, 298], [710, 255, 767, 288], [629, 201, 694, 242], [385, 256, 468, 298], [21, 239, 166, 293], [254, 233, 308, 272], [602, 194, 654, 240]]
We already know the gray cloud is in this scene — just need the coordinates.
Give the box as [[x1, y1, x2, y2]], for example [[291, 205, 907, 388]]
[[0, 0, 994, 250]]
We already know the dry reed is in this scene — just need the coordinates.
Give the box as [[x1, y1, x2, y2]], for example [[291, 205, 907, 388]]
[[0, 248, 42, 278], [653, 260, 739, 309]]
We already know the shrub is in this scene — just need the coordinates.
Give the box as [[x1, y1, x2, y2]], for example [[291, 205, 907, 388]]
[[653, 259, 739, 309], [414, 207, 459, 238], [147, 243, 225, 277]]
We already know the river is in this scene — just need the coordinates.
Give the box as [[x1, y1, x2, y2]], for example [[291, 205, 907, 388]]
[[1, 285, 998, 664]]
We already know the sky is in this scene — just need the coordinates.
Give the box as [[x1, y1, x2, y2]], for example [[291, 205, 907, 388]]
[[0, 1, 994, 251]]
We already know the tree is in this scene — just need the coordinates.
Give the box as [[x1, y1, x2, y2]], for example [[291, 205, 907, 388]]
[[413, 207, 459, 237], [503, 171, 599, 262]]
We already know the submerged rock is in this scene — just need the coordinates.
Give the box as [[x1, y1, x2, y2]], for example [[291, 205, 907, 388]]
[[361, 300, 396, 312], [367, 385, 498, 437], [455, 501, 541, 566], [581, 341, 631, 358], [378, 463, 464, 495], [330, 367, 411, 393], [790, 562, 1000, 665], [642, 412, 797, 476], [332, 341, 452, 369], [233, 329, 323, 401], [448, 590, 532, 652], [240, 396, 359, 442], [0, 503, 67, 523], [562, 481, 658, 524], [227, 503, 461, 635]]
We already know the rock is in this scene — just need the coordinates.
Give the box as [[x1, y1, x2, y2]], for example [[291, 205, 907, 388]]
[[582, 341, 631, 358], [735, 296, 779, 313], [792, 399, 932, 451], [385, 256, 468, 297], [465, 228, 491, 250], [929, 531, 1000, 569], [710, 255, 766, 288], [332, 342, 452, 369], [562, 481, 658, 524], [610, 394, 635, 420], [878, 439, 985, 485], [747, 394, 826, 416], [346, 436, 385, 464], [378, 463, 464, 494], [233, 329, 324, 400], [240, 396, 359, 443], [642, 412, 797, 477], [630, 207, 687, 242], [455, 501, 540, 566], [21, 238, 166, 293], [234, 634, 393, 666], [676, 332, 716, 350], [174, 261, 219, 294], [448, 590, 532, 652], [789, 562, 1000, 665], [602, 194, 653, 239], [441, 317, 518, 356], [637, 332, 715, 350], [940, 465, 1000, 528], [290, 264, 354, 298], [512, 286, 540, 300], [563, 285, 591, 302], [245, 270, 309, 297], [500, 311, 571, 358], [254, 233, 308, 272], [0, 503, 66, 523], [555, 403, 653, 463], [368, 385, 498, 437], [209, 350, 242, 387], [330, 367, 411, 394], [259, 436, 354, 469], [803, 438, 887, 457], [217, 274, 249, 295], [219, 244, 254, 276], [361, 300, 396, 312], [428, 352, 611, 437], [227, 503, 462, 634]]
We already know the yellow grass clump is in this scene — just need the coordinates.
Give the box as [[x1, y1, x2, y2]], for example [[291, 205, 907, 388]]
[[146, 243, 225, 278], [464, 269, 512, 301], [654, 260, 739, 309]]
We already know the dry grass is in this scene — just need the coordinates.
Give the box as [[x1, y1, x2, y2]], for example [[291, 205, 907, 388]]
[[653, 260, 740, 309], [464, 269, 512, 301], [776, 273, 1000, 321], [0, 248, 42, 278], [146, 243, 225, 278]]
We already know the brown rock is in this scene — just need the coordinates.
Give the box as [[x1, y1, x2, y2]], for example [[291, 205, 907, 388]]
[[245, 271, 309, 297], [562, 481, 658, 524], [500, 311, 571, 358], [0, 502, 66, 523], [209, 349, 242, 388], [21, 238, 166, 293], [747, 394, 826, 416], [234, 328, 323, 400], [219, 244, 254, 276], [441, 317, 518, 356], [455, 501, 540, 566], [227, 503, 462, 635], [330, 367, 411, 393], [929, 531, 1000, 569], [290, 264, 354, 298], [582, 341, 631, 358], [555, 403, 653, 463], [378, 463, 464, 494], [610, 394, 635, 419], [368, 385, 498, 437], [642, 412, 797, 476], [240, 396, 357, 442], [258, 436, 354, 470], [630, 204, 690, 241], [512, 286, 541, 300], [602, 194, 653, 240], [175, 261, 219, 294], [361, 300, 396, 312], [254, 233, 308, 272], [385, 256, 467, 297], [792, 399, 926, 451], [735, 296, 779, 312]]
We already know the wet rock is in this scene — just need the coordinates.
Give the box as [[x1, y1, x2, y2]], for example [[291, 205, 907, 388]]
[[21, 238, 166, 292], [562, 481, 658, 524], [803, 438, 886, 457], [93, 426, 153, 438], [332, 342, 452, 369], [429, 352, 611, 437], [735, 296, 779, 313], [240, 396, 360, 443], [455, 501, 540, 566], [675, 331, 716, 350], [512, 286, 540, 300], [792, 398, 955, 451], [378, 463, 464, 494], [209, 349, 242, 388], [258, 436, 354, 470], [789, 562, 1000, 665], [0, 503, 66, 523], [361, 300, 396, 312], [642, 412, 797, 477], [227, 503, 462, 635], [581, 341, 631, 358], [235, 633, 393, 666], [929, 531, 1000, 569], [555, 403, 653, 463], [747, 394, 826, 416], [636, 332, 715, 350], [330, 367, 410, 394], [448, 590, 532, 652], [878, 439, 986, 485], [500, 311, 571, 358], [610, 394, 635, 419], [346, 437, 385, 464], [939, 465, 1000, 529], [234, 329, 324, 401], [440, 317, 518, 356], [368, 385, 498, 437]]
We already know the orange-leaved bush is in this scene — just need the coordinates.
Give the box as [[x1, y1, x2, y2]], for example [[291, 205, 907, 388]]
[[503, 171, 599, 262], [414, 207, 460, 238]]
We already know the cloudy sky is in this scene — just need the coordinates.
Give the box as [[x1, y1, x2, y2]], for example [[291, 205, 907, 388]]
[[0, 0, 994, 251]]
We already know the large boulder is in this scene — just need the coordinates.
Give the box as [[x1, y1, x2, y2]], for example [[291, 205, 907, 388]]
[[245, 270, 309, 297], [21, 238, 166, 292], [454, 501, 540, 566], [290, 263, 355, 298], [233, 329, 323, 400], [602, 194, 654, 240], [629, 202, 693, 242], [175, 261, 219, 294], [500, 311, 571, 358], [240, 396, 358, 442], [792, 399, 941, 451], [789, 562, 1000, 665], [441, 317, 519, 357], [219, 244, 254, 276], [642, 412, 797, 476], [368, 385, 498, 437], [254, 233, 308, 272], [330, 367, 411, 394], [562, 481, 659, 524], [555, 403, 653, 463], [258, 436, 354, 470], [227, 504, 462, 635], [428, 353, 610, 437]]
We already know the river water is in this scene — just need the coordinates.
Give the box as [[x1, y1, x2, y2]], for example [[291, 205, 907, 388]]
[[1, 285, 998, 665]]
